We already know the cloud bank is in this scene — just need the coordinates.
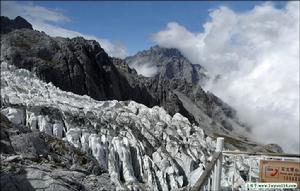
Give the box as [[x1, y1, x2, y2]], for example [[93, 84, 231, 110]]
[[152, 2, 299, 153], [1, 1, 128, 58]]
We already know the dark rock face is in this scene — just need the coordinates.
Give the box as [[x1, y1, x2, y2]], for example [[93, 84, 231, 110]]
[[126, 45, 208, 85], [113, 58, 247, 137], [112, 58, 196, 123], [0, 16, 33, 34], [262, 144, 284, 153], [1, 23, 157, 106], [0, 114, 15, 154]]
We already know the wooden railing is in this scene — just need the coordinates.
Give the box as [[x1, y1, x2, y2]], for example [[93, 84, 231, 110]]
[[191, 137, 300, 191], [191, 137, 224, 191]]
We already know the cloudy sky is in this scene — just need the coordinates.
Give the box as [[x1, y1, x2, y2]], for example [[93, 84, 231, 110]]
[[152, 1, 299, 153], [1, 1, 299, 153]]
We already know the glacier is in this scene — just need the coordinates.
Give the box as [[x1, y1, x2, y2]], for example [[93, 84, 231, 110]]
[[1, 61, 265, 190]]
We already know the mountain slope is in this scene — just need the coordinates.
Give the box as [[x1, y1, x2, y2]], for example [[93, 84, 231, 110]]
[[0, 16, 280, 152], [116, 54, 252, 142], [0, 61, 282, 190], [0, 16, 284, 191]]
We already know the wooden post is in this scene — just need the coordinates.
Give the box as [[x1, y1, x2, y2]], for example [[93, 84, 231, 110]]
[[213, 137, 224, 191]]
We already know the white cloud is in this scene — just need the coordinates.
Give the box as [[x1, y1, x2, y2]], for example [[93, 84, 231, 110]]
[[1, 1, 70, 23], [152, 2, 300, 153], [1, 1, 128, 58], [129, 61, 158, 77]]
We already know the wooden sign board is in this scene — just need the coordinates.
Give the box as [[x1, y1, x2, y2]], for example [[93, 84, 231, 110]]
[[259, 160, 300, 188]]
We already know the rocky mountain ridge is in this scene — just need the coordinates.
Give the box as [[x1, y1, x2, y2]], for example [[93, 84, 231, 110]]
[[0, 22, 156, 106], [0, 16, 33, 34], [1, 16, 257, 144]]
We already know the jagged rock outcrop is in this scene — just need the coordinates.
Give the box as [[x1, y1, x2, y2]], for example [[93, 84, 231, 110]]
[[0, 16, 33, 34], [125, 45, 208, 85]]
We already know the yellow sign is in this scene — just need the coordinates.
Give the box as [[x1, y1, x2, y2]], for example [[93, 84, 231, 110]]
[[259, 160, 300, 188]]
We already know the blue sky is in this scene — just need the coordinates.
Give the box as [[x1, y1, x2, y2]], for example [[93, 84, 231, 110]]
[[19, 1, 286, 55]]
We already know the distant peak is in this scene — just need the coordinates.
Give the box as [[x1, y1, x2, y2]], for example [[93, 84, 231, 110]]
[[134, 45, 184, 59], [15, 16, 28, 22], [0, 16, 33, 34], [150, 45, 180, 52]]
